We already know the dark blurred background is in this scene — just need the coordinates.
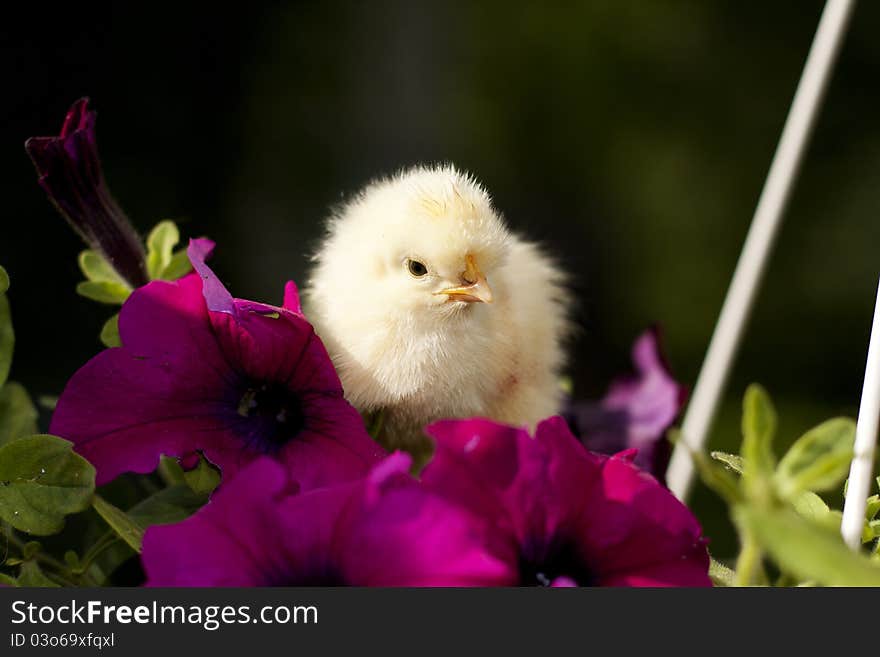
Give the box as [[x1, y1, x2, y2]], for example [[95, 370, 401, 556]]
[[3, 1, 879, 556]]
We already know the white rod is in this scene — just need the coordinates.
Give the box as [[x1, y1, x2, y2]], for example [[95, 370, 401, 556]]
[[667, 0, 857, 501], [841, 278, 880, 549]]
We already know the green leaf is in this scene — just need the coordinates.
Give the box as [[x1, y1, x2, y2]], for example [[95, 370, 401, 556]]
[[692, 449, 742, 504], [0, 435, 96, 535], [91, 495, 144, 553], [776, 418, 855, 498], [127, 484, 208, 528], [22, 541, 41, 559], [0, 382, 39, 447], [158, 249, 193, 281], [741, 384, 777, 501], [364, 409, 385, 441], [63, 550, 80, 569], [87, 484, 208, 583], [866, 495, 880, 521], [183, 456, 221, 496], [710, 451, 743, 474], [0, 572, 17, 586], [0, 293, 13, 389], [736, 505, 880, 586], [791, 490, 830, 520], [709, 558, 735, 587], [78, 250, 128, 286], [37, 396, 58, 411], [157, 455, 186, 485], [75, 281, 131, 305], [146, 220, 180, 280], [99, 313, 121, 348], [790, 490, 843, 532], [17, 561, 59, 587], [0, 266, 8, 294]]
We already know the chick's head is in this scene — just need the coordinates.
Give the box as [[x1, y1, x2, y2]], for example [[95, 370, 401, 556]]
[[310, 166, 511, 329]]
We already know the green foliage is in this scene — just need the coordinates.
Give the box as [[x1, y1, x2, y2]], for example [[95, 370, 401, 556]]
[[127, 484, 208, 527], [146, 220, 192, 280], [0, 281, 13, 389], [696, 384, 880, 587], [737, 506, 880, 587], [710, 451, 743, 474], [363, 408, 385, 441], [0, 260, 214, 586], [0, 382, 38, 446], [183, 455, 221, 496], [77, 249, 133, 305], [100, 313, 121, 348], [691, 447, 741, 504], [0, 265, 8, 295], [91, 495, 145, 553], [75, 280, 132, 305], [75, 221, 191, 346], [17, 561, 60, 587], [78, 250, 130, 287], [708, 558, 735, 587], [0, 435, 96, 535], [790, 491, 839, 530], [740, 384, 777, 502], [90, 483, 210, 563], [157, 455, 186, 485], [775, 418, 855, 499], [161, 250, 193, 281]]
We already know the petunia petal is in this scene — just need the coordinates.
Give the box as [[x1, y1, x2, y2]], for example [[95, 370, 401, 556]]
[[143, 459, 298, 586], [282, 281, 303, 314], [564, 328, 687, 479], [186, 238, 234, 315], [53, 240, 384, 488], [25, 98, 148, 288], [422, 416, 710, 587], [576, 453, 710, 585], [143, 455, 510, 587]]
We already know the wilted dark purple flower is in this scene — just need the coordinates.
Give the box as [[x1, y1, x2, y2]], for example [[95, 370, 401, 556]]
[[25, 98, 148, 288], [142, 453, 510, 586], [422, 416, 711, 587], [564, 328, 687, 479], [50, 238, 385, 488]]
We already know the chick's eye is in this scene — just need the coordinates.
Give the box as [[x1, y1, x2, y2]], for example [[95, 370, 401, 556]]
[[406, 259, 428, 278]]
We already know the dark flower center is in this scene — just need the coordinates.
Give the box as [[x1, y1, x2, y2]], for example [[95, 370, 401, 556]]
[[518, 538, 594, 587], [283, 571, 347, 586], [237, 382, 306, 452]]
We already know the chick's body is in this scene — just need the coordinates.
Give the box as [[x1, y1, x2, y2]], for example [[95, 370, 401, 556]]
[[305, 166, 569, 453]]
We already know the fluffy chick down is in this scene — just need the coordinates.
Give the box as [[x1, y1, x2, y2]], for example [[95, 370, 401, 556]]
[[305, 165, 570, 454]]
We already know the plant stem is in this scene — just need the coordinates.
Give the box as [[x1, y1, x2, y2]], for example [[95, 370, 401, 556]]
[[4, 524, 70, 574], [2, 523, 81, 587], [734, 531, 763, 586], [76, 533, 121, 577]]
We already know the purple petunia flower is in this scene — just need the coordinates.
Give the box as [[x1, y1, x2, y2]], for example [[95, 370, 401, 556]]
[[50, 238, 385, 488], [564, 328, 687, 479], [25, 98, 148, 288], [421, 416, 711, 587], [142, 453, 511, 586]]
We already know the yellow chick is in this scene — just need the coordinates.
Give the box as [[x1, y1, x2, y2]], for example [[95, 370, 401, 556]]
[[304, 165, 570, 456]]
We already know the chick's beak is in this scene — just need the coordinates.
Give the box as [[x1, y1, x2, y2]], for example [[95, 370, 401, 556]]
[[435, 254, 493, 304]]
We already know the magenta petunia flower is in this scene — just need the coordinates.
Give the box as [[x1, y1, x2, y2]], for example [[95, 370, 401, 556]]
[[142, 453, 511, 586], [25, 98, 148, 288], [421, 416, 711, 587], [50, 238, 385, 488], [564, 328, 687, 479]]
